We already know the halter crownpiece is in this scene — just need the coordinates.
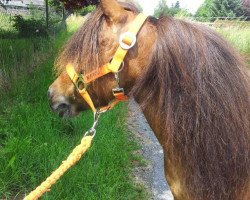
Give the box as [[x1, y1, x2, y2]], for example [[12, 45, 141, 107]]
[[66, 13, 148, 113]]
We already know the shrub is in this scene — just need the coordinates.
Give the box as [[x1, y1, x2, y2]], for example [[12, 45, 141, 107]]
[[0, 28, 18, 39], [12, 15, 48, 38]]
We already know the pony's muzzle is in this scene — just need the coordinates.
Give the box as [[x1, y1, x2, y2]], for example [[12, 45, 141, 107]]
[[48, 87, 72, 118]]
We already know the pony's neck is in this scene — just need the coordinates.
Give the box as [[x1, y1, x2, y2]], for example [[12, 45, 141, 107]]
[[133, 91, 164, 144]]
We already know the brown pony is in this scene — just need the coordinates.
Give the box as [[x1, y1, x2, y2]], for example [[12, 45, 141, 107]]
[[48, 1, 250, 199]]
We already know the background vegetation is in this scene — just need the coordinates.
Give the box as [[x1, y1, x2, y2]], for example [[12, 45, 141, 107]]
[[154, 0, 192, 18], [154, 0, 250, 20], [153, 0, 250, 66]]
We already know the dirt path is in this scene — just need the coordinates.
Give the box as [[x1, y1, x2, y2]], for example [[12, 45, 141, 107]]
[[127, 100, 173, 200]]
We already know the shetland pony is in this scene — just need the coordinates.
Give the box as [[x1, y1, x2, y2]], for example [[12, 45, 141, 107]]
[[48, 1, 250, 199]]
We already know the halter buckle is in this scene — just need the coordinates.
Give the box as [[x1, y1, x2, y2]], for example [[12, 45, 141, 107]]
[[119, 32, 136, 50], [75, 76, 88, 91], [112, 88, 125, 95]]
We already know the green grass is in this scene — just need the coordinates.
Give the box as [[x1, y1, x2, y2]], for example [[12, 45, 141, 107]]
[[0, 12, 14, 31], [217, 27, 250, 54], [0, 38, 50, 91], [216, 25, 250, 68], [0, 12, 17, 38], [0, 24, 147, 199]]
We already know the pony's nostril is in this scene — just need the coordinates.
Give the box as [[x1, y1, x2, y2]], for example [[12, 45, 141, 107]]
[[56, 103, 71, 118], [57, 103, 70, 110]]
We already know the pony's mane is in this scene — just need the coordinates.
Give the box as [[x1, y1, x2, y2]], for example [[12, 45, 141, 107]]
[[55, 2, 139, 75], [132, 16, 250, 200]]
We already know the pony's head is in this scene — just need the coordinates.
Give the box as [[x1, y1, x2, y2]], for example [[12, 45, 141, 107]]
[[48, 0, 156, 117]]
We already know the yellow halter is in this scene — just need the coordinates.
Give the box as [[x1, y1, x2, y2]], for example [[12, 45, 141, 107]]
[[66, 13, 148, 113]]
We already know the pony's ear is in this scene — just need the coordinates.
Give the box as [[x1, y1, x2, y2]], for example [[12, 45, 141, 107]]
[[100, 0, 126, 22]]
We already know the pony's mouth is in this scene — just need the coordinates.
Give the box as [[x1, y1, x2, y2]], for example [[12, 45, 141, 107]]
[[49, 101, 72, 118], [48, 87, 77, 118], [55, 103, 72, 118], [48, 94, 76, 118]]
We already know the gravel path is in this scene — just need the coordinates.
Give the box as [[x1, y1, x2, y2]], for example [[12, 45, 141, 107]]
[[127, 99, 173, 200]]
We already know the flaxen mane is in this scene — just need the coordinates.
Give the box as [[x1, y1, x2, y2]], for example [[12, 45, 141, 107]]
[[132, 16, 250, 200]]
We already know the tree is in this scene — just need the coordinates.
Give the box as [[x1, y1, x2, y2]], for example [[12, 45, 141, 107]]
[[212, 0, 243, 18], [59, 0, 98, 11], [154, 0, 170, 17], [175, 1, 180, 9], [49, 0, 63, 13], [195, 0, 214, 20], [154, 0, 191, 18], [196, 0, 244, 21], [77, 5, 96, 16], [175, 9, 192, 18], [169, 1, 181, 16]]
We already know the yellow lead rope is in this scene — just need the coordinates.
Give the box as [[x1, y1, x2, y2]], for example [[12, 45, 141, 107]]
[[24, 136, 93, 200]]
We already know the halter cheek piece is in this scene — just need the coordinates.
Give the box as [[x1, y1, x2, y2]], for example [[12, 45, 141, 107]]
[[66, 13, 147, 116]]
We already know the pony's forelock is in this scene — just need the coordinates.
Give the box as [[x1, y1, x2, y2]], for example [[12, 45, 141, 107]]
[[54, 2, 139, 76]]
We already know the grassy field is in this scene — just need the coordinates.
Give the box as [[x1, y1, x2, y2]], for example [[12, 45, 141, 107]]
[[0, 20, 146, 199], [0, 38, 50, 91], [0, 12, 17, 38], [0, 12, 14, 31], [219, 28, 250, 54], [215, 25, 250, 67]]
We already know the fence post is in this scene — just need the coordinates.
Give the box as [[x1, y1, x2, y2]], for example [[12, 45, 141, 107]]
[[45, 0, 49, 28]]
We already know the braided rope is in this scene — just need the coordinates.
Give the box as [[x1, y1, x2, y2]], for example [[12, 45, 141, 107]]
[[24, 136, 93, 200]]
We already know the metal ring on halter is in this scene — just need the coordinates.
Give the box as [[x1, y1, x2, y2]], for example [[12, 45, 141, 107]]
[[109, 57, 125, 73], [76, 76, 88, 91], [117, 61, 125, 73], [119, 32, 137, 50]]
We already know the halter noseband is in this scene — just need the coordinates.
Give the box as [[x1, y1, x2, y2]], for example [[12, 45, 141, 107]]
[[66, 13, 147, 114]]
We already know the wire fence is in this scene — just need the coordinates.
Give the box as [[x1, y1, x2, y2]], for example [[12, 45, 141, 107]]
[[0, 1, 66, 39], [173, 16, 250, 29], [192, 16, 250, 21]]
